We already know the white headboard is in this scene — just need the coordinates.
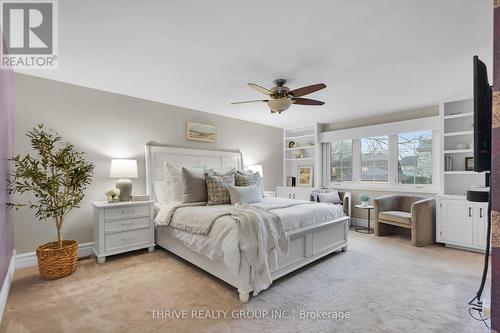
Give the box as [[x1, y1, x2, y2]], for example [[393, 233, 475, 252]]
[[145, 143, 243, 201]]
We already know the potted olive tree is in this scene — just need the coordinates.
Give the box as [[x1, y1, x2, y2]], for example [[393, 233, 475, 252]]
[[9, 124, 94, 279]]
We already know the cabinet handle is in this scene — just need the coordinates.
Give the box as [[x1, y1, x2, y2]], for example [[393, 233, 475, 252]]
[[121, 222, 135, 226], [121, 237, 135, 242], [293, 193, 296, 199], [469, 207, 472, 218], [288, 193, 291, 199], [480, 208, 483, 218]]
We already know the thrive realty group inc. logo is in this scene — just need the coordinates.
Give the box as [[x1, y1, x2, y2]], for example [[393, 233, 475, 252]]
[[1, 0, 58, 69]]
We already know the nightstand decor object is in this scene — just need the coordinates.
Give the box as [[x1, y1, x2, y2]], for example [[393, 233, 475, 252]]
[[109, 159, 138, 201], [92, 201, 155, 264]]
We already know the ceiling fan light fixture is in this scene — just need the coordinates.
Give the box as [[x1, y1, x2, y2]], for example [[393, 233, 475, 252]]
[[267, 99, 293, 113]]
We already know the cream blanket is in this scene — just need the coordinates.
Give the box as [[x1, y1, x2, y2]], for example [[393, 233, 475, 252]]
[[230, 204, 289, 295]]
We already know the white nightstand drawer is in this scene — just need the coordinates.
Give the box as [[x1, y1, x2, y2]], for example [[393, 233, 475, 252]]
[[104, 204, 149, 220], [105, 229, 150, 252], [104, 217, 150, 233]]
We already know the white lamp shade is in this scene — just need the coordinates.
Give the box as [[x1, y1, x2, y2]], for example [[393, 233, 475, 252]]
[[247, 164, 263, 178], [109, 159, 138, 178]]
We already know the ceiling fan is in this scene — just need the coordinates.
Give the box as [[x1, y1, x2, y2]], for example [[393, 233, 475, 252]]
[[231, 79, 326, 114]]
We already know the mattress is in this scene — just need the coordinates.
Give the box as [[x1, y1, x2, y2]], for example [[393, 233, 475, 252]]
[[155, 196, 346, 273]]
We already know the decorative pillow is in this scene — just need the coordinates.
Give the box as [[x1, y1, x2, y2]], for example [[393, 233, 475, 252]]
[[228, 184, 262, 205], [318, 191, 342, 204], [235, 170, 264, 197], [213, 167, 236, 176], [164, 162, 182, 202], [205, 174, 235, 205], [182, 167, 208, 203], [153, 181, 169, 204]]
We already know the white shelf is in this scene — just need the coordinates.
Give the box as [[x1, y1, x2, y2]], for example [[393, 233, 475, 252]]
[[285, 146, 315, 151], [285, 134, 315, 141], [285, 158, 315, 162], [444, 149, 473, 154], [444, 171, 484, 175], [444, 112, 473, 120], [444, 130, 473, 137]]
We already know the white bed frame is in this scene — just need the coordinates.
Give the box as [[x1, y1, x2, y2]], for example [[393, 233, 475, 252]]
[[145, 143, 349, 302]]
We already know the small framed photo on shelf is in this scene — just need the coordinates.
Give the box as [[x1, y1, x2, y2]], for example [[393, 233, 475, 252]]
[[465, 157, 474, 171], [297, 166, 313, 187]]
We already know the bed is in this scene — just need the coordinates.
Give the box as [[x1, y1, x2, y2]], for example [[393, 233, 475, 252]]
[[145, 143, 349, 302]]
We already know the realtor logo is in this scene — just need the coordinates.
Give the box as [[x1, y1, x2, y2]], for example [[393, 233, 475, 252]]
[[1, 0, 58, 69]]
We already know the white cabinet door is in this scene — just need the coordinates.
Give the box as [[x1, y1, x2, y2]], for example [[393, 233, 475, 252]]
[[276, 189, 288, 199], [441, 199, 474, 247], [293, 191, 311, 201], [474, 203, 488, 249]]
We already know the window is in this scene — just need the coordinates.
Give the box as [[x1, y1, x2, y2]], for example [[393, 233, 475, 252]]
[[398, 131, 432, 184], [361, 136, 389, 183], [330, 140, 352, 182]]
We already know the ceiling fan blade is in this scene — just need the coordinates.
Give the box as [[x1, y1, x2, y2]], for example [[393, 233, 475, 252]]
[[248, 83, 272, 96], [292, 98, 325, 106], [231, 99, 268, 105], [288, 83, 326, 97]]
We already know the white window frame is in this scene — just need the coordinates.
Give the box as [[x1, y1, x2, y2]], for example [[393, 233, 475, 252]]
[[320, 117, 440, 193]]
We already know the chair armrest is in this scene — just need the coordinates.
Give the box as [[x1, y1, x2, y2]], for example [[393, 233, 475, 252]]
[[374, 195, 401, 224], [411, 198, 435, 223], [342, 192, 352, 217]]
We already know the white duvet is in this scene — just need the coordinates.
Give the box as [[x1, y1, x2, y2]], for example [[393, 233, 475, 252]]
[[155, 197, 346, 275]]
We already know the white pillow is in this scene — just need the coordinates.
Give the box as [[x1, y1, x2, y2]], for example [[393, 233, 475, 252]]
[[164, 162, 182, 202], [228, 185, 262, 204], [153, 181, 169, 204], [318, 191, 342, 204]]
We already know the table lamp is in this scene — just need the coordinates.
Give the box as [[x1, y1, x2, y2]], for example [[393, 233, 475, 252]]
[[109, 159, 138, 201]]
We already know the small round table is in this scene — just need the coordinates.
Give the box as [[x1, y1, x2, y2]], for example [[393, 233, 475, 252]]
[[354, 204, 374, 234]]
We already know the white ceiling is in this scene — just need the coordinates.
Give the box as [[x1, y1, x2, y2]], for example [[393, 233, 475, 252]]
[[20, 0, 493, 128]]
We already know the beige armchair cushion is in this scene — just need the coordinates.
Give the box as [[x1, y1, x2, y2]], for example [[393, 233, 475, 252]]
[[378, 211, 412, 225]]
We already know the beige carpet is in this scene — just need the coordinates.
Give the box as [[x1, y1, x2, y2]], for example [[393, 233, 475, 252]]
[[1, 231, 490, 333]]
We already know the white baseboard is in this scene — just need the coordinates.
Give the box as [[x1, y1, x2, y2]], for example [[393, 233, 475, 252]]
[[0, 251, 15, 323], [15, 242, 94, 270]]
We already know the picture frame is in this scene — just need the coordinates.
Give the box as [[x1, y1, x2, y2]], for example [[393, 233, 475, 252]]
[[186, 122, 216, 143], [465, 157, 474, 171], [297, 165, 313, 187]]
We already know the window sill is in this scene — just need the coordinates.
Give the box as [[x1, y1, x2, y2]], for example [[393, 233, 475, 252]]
[[325, 183, 439, 194]]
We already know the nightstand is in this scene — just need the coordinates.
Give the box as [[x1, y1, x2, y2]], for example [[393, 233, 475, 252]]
[[92, 200, 155, 264]]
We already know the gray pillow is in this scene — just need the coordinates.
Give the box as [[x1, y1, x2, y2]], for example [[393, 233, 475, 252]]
[[228, 185, 262, 205], [317, 191, 342, 204], [181, 167, 208, 203], [235, 171, 264, 197], [205, 174, 235, 205]]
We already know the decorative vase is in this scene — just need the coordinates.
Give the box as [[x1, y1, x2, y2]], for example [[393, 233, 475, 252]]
[[36, 240, 78, 279], [361, 200, 368, 207]]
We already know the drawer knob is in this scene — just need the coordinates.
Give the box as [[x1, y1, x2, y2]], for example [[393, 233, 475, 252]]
[[121, 222, 135, 226]]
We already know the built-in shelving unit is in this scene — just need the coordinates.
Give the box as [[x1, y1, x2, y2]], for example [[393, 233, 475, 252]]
[[283, 124, 321, 188], [440, 99, 485, 196]]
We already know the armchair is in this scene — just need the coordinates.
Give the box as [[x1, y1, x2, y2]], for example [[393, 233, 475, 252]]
[[374, 195, 435, 247], [310, 189, 352, 225]]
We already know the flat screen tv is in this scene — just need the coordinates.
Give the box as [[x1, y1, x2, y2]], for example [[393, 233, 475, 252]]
[[473, 55, 492, 172]]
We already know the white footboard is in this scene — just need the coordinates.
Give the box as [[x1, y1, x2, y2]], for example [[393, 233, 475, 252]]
[[155, 216, 349, 302]]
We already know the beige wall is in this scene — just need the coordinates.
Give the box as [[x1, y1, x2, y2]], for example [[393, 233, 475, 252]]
[[12, 74, 283, 254]]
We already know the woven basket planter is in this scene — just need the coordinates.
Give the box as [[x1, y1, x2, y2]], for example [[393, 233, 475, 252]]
[[36, 240, 78, 279]]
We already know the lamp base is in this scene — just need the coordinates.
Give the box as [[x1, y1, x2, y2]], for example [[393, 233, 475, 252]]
[[116, 179, 133, 202]]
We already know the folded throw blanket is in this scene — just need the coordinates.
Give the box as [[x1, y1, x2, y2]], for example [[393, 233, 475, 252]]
[[230, 204, 289, 295]]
